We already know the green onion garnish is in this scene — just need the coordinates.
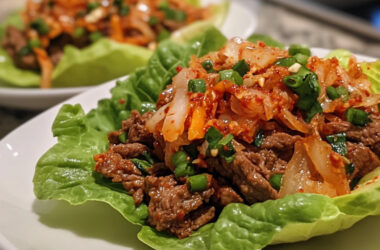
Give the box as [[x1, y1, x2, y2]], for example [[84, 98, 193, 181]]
[[254, 129, 265, 147], [159, 3, 187, 22], [345, 108, 370, 126], [131, 159, 151, 175], [89, 31, 103, 42], [205, 127, 236, 163], [87, 2, 100, 11], [293, 53, 309, 65], [73, 27, 85, 38], [202, 59, 215, 73], [345, 163, 355, 175], [119, 5, 130, 16], [269, 174, 283, 190], [326, 86, 349, 101], [17, 46, 32, 57], [188, 79, 206, 93], [288, 44, 311, 56], [326, 132, 347, 156], [28, 38, 41, 49], [187, 174, 208, 192], [30, 18, 50, 35], [275, 57, 297, 67], [148, 16, 159, 26], [219, 69, 243, 86], [232, 59, 249, 77], [174, 163, 195, 178]]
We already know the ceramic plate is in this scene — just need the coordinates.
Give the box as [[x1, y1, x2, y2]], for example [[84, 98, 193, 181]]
[[1, 48, 379, 250], [0, 0, 258, 110]]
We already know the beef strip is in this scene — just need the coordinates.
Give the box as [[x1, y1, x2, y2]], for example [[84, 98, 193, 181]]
[[212, 178, 243, 206], [145, 174, 215, 238], [94, 150, 145, 205], [1, 26, 39, 70], [321, 114, 380, 157], [346, 142, 380, 179], [207, 151, 279, 204], [260, 132, 301, 161], [110, 143, 149, 158], [122, 111, 154, 144]]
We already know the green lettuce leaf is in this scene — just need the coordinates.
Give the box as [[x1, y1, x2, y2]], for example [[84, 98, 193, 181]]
[[361, 60, 380, 93], [34, 28, 380, 250], [247, 34, 285, 49], [325, 49, 352, 70], [0, 1, 228, 88]]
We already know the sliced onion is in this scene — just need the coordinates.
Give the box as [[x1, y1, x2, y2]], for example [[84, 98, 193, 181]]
[[353, 94, 380, 108], [278, 108, 311, 134], [162, 68, 195, 142], [146, 103, 170, 133]]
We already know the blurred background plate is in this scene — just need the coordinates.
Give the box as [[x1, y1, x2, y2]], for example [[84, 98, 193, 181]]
[[0, 0, 259, 110]]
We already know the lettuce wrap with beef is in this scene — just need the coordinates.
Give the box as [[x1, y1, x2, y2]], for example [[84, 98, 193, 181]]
[[33, 29, 380, 249]]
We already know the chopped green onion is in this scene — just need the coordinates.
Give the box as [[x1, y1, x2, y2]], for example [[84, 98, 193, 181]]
[[205, 127, 223, 149], [269, 174, 283, 190], [327, 86, 349, 101], [73, 27, 85, 38], [345, 108, 370, 126], [275, 57, 296, 67], [171, 151, 188, 167], [254, 129, 265, 147], [17, 46, 32, 57], [218, 134, 234, 146], [174, 163, 195, 178], [87, 2, 100, 11], [143, 151, 154, 165], [159, 3, 187, 22], [30, 18, 50, 35], [183, 144, 199, 159], [148, 16, 159, 26], [89, 31, 103, 42], [119, 5, 130, 16], [326, 86, 340, 100], [305, 101, 322, 122], [232, 59, 249, 77], [345, 163, 355, 175], [118, 132, 127, 143], [157, 28, 170, 42], [188, 79, 206, 93], [288, 44, 311, 56], [326, 132, 347, 156], [293, 53, 309, 65], [28, 38, 41, 49], [187, 174, 208, 192], [202, 59, 215, 73], [131, 159, 151, 175], [219, 69, 243, 86], [349, 177, 360, 190]]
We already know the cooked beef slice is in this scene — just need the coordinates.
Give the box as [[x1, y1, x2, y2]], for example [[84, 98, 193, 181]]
[[212, 178, 243, 206], [321, 114, 380, 157], [122, 111, 154, 144], [207, 151, 279, 204], [145, 175, 215, 238], [94, 150, 145, 205], [260, 132, 300, 161], [346, 114, 380, 156], [246, 149, 288, 178], [346, 142, 380, 179], [110, 143, 149, 158], [2, 26, 39, 70]]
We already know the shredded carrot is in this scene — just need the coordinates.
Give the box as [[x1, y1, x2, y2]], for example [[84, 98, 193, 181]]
[[188, 106, 206, 141], [34, 48, 54, 89], [110, 15, 124, 42]]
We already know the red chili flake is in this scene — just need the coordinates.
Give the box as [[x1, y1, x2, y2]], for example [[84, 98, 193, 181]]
[[119, 99, 126, 104], [177, 210, 185, 221], [176, 66, 183, 72]]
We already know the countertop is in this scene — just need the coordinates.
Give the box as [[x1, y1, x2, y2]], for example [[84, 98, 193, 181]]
[[1, 0, 380, 139]]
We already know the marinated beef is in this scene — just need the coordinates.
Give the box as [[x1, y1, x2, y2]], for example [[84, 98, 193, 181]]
[[346, 142, 380, 179], [212, 178, 243, 206], [110, 143, 149, 158], [346, 114, 380, 156], [122, 110, 154, 144], [1, 26, 39, 70], [207, 151, 279, 204], [260, 132, 301, 161], [94, 150, 145, 205], [145, 175, 215, 238]]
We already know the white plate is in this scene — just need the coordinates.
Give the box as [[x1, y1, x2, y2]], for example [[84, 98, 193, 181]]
[[0, 0, 258, 110], [1, 48, 379, 250]]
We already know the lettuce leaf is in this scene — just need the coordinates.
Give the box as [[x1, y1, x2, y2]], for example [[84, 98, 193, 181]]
[[0, 1, 228, 88], [325, 49, 351, 70], [247, 34, 285, 49], [34, 29, 380, 250]]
